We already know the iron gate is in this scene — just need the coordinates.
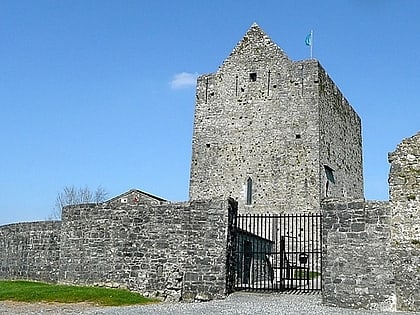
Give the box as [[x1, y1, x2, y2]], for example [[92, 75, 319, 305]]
[[228, 212, 322, 293]]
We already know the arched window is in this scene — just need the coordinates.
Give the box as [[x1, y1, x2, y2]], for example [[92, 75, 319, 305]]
[[246, 177, 253, 205]]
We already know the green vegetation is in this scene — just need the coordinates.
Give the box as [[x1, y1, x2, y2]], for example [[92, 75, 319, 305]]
[[293, 270, 321, 280], [0, 280, 158, 306]]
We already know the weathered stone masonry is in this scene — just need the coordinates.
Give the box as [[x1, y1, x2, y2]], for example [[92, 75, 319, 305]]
[[59, 191, 231, 301], [189, 24, 363, 214], [322, 132, 420, 312], [0, 221, 60, 282], [322, 200, 396, 310], [0, 190, 233, 301], [388, 131, 420, 311]]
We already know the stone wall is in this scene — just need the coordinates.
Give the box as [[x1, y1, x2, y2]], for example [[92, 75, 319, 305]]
[[322, 131, 420, 312], [59, 193, 231, 301], [0, 221, 61, 282], [388, 132, 420, 311], [322, 199, 396, 311]]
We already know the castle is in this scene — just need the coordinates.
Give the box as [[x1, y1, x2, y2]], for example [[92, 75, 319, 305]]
[[190, 23, 363, 213], [0, 24, 418, 311]]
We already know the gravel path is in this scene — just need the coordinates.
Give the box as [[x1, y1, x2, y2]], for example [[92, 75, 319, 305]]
[[1, 292, 419, 315]]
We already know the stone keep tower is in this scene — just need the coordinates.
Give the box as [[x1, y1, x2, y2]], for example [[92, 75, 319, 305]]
[[189, 24, 363, 213]]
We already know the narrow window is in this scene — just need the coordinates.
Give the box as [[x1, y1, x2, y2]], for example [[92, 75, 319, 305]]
[[249, 72, 257, 82], [324, 165, 335, 197], [324, 165, 335, 184], [246, 177, 253, 205]]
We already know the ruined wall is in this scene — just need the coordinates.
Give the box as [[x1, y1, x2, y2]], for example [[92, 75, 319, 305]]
[[322, 200, 396, 311], [59, 194, 231, 301], [189, 24, 363, 214], [388, 131, 420, 311], [0, 221, 61, 282]]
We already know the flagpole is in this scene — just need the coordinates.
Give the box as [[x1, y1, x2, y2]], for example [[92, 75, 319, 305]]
[[310, 30, 313, 59], [305, 30, 314, 59]]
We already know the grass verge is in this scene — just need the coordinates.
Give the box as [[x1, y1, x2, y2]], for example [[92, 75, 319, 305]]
[[0, 280, 158, 306]]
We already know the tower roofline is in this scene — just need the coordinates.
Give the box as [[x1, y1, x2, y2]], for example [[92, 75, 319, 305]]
[[217, 23, 289, 73]]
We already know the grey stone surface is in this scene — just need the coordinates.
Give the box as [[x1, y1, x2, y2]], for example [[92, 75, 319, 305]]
[[59, 192, 232, 301], [0, 221, 60, 282], [388, 132, 420, 312], [321, 132, 420, 312], [189, 23, 363, 214], [322, 199, 396, 311]]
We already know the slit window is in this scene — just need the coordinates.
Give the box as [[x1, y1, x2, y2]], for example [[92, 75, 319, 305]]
[[246, 177, 253, 205], [249, 72, 257, 82]]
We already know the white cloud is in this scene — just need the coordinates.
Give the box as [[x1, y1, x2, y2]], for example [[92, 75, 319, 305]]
[[170, 72, 199, 89]]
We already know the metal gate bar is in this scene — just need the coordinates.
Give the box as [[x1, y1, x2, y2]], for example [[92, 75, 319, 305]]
[[232, 212, 321, 292]]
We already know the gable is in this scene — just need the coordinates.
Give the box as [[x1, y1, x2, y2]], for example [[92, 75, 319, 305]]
[[106, 189, 167, 207], [218, 23, 291, 74]]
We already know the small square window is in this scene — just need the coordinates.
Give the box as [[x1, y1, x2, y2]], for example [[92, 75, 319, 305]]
[[249, 72, 257, 82]]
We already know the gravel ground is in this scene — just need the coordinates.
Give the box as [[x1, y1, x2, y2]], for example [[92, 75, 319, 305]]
[[1, 292, 419, 315]]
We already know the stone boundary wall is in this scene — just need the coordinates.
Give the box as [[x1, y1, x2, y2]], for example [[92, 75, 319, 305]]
[[0, 221, 61, 282], [322, 196, 420, 312], [59, 198, 232, 301], [322, 199, 396, 311]]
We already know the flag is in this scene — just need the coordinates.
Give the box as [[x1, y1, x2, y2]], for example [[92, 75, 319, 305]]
[[305, 32, 312, 46]]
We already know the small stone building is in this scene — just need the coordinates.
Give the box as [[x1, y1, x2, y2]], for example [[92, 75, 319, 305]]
[[189, 23, 363, 214]]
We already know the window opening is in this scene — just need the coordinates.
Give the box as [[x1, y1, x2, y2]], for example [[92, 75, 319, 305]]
[[324, 165, 335, 184], [249, 72, 257, 82], [324, 165, 335, 197], [246, 177, 253, 205]]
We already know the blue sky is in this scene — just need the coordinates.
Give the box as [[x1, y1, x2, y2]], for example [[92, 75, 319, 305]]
[[1, 1, 419, 224]]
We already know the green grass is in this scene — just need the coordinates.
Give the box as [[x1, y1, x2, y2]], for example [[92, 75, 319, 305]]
[[0, 280, 158, 306], [293, 270, 321, 280]]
